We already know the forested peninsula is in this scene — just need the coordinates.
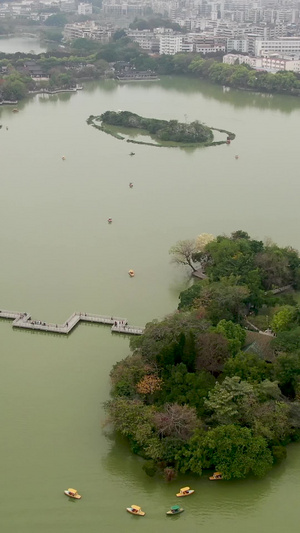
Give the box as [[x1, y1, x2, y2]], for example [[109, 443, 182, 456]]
[[106, 231, 300, 481], [88, 111, 235, 147]]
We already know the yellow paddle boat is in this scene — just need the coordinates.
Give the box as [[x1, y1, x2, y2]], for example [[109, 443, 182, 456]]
[[209, 472, 223, 480], [64, 488, 82, 499], [128, 269, 135, 277], [176, 487, 194, 497], [126, 505, 145, 516]]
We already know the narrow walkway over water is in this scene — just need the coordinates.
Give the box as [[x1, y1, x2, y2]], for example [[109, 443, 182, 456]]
[[0, 309, 144, 336]]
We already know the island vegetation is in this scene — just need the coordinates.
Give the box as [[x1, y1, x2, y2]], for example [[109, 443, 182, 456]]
[[106, 230, 300, 481], [88, 111, 235, 148]]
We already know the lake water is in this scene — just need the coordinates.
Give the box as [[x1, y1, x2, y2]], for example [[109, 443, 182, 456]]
[[0, 36, 46, 54], [1, 49, 300, 532]]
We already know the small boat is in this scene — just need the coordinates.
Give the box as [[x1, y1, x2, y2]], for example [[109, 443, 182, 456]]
[[235, 155, 239, 159], [64, 488, 82, 499], [129, 182, 133, 188], [226, 139, 231, 144], [12, 108, 19, 113], [126, 505, 145, 516], [209, 472, 223, 481], [108, 218, 113, 224], [166, 505, 184, 516], [129, 152, 135, 156], [128, 269, 135, 277], [62, 156, 66, 161], [176, 487, 194, 497]]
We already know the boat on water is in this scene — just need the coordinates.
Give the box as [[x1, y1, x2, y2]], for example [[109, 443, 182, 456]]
[[209, 472, 223, 480], [129, 182, 133, 188], [126, 505, 145, 516], [64, 488, 82, 499], [128, 269, 135, 277], [62, 156, 66, 160], [176, 487, 194, 497], [166, 505, 184, 516], [108, 218, 113, 224], [12, 108, 19, 113], [129, 152, 135, 156]]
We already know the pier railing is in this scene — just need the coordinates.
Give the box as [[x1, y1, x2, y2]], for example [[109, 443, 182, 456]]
[[0, 309, 144, 336]]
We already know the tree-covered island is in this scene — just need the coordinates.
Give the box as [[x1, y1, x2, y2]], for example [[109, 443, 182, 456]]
[[88, 111, 235, 147], [106, 231, 300, 481]]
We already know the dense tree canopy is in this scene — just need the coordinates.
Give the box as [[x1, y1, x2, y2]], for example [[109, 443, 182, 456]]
[[107, 231, 300, 481]]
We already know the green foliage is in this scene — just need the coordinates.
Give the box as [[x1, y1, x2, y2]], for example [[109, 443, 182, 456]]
[[272, 326, 300, 353], [44, 13, 68, 26], [176, 426, 273, 479], [188, 57, 300, 96], [157, 331, 197, 372], [130, 312, 208, 362], [274, 353, 300, 397], [224, 352, 272, 383], [107, 230, 300, 480], [100, 111, 212, 144], [178, 282, 203, 310], [205, 376, 254, 425], [157, 363, 215, 415], [214, 320, 246, 355], [195, 332, 230, 374], [196, 276, 250, 324], [203, 425, 273, 479], [271, 306, 297, 333], [110, 353, 150, 398]]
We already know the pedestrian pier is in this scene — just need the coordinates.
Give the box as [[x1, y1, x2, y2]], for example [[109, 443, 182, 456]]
[[0, 309, 144, 336]]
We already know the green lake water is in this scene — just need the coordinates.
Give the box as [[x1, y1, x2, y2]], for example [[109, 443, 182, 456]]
[[1, 62, 300, 532]]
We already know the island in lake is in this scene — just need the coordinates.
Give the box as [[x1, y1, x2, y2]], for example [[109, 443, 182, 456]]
[[106, 230, 300, 481], [87, 111, 235, 148]]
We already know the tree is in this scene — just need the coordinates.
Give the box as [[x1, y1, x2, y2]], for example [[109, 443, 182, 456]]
[[110, 353, 151, 398], [204, 376, 255, 425], [195, 233, 215, 251], [274, 353, 300, 397], [136, 374, 162, 395], [254, 247, 292, 290], [130, 311, 208, 362], [157, 363, 215, 415], [272, 326, 300, 353], [195, 332, 230, 374], [169, 239, 198, 272], [106, 397, 163, 460], [154, 403, 199, 441], [224, 352, 272, 383], [214, 319, 246, 355], [44, 13, 68, 26], [271, 306, 297, 333], [113, 29, 127, 41], [178, 282, 204, 310], [203, 425, 273, 479], [176, 425, 273, 479], [197, 276, 250, 324]]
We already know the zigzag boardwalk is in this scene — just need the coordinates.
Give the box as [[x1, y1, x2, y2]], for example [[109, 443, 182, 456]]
[[0, 309, 144, 336]]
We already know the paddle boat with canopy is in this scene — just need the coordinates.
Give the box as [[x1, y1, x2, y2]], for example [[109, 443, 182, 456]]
[[126, 505, 145, 516], [209, 472, 223, 480], [176, 487, 194, 497], [64, 488, 82, 499], [166, 505, 184, 515]]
